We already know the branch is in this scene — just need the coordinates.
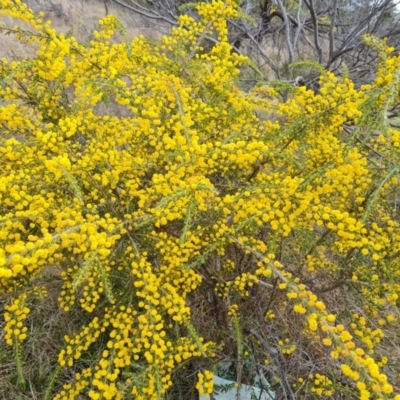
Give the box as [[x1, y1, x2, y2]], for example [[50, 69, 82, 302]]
[[110, 0, 177, 26], [304, 0, 323, 63], [328, 0, 338, 64], [228, 18, 280, 78], [328, 0, 395, 67], [292, 0, 304, 54], [246, 329, 295, 400], [275, 0, 294, 65]]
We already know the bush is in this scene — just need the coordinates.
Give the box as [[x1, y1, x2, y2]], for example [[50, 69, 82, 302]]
[[0, 0, 400, 399]]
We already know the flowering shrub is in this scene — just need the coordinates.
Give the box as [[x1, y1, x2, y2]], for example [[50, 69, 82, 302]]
[[1, 0, 400, 399]]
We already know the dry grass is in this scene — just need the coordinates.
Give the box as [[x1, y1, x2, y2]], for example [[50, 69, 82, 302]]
[[0, 266, 94, 399], [0, 0, 169, 61]]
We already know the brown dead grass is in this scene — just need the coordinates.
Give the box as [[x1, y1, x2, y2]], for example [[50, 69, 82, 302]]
[[0, 0, 169, 61]]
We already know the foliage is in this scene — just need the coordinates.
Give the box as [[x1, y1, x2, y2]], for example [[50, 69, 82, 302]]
[[0, 0, 400, 399]]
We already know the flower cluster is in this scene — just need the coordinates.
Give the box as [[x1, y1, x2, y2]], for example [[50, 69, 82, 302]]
[[4, 294, 29, 346], [196, 370, 214, 397], [1, 0, 400, 398]]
